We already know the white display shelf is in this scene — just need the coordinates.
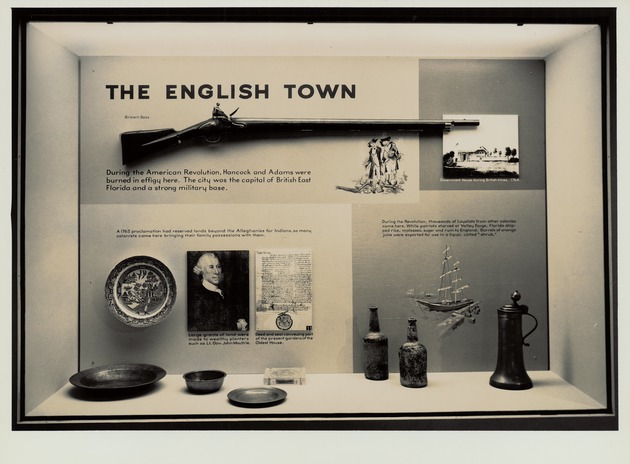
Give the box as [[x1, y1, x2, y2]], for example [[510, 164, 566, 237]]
[[28, 371, 604, 421]]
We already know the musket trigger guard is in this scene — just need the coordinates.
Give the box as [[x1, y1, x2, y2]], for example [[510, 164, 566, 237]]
[[203, 134, 222, 144]]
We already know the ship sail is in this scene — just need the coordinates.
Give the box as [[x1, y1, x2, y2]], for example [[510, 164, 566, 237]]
[[415, 246, 474, 312]]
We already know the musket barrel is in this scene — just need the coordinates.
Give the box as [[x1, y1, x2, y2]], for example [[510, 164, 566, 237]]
[[227, 118, 478, 134]]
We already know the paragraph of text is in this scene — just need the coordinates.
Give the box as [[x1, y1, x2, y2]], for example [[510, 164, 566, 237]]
[[382, 219, 517, 238], [105, 167, 312, 193], [115, 227, 312, 239]]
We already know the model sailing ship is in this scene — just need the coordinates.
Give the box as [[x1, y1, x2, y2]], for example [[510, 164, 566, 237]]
[[410, 246, 480, 333], [415, 246, 474, 312]]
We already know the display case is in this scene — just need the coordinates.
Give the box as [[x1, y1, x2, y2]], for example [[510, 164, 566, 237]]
[[12, 7, 617, 430]]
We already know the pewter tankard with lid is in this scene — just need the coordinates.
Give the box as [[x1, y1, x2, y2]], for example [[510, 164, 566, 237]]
[[489, 290, 538, 390]]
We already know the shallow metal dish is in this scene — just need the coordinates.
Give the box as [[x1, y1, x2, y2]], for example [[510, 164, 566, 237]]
[[105, 255, 176, 327], [227, 387, 287, 408], [69, 363, 166, 391]]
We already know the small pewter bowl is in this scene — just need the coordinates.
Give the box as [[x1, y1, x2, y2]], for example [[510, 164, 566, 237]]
[[183, 370, 227, 394]]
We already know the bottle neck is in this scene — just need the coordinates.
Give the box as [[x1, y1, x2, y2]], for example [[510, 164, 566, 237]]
[[407, 320, 418, 342], [368, 307, 381, 332]]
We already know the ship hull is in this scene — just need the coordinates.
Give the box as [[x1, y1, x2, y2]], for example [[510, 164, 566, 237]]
[[415, 298, 474, 312]]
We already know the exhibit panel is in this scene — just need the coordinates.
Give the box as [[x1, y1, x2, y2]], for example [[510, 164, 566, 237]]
[[79, 203, 353, 375], [13, 11, 616, 430], [352, 191, 548, 375]]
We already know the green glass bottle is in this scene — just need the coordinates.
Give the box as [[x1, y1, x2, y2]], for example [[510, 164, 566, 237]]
[[398, 318, 427, 388], [363, 306, 389, 380]]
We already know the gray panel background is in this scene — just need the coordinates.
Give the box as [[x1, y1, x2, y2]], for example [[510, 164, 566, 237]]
[[353, 59, 548, 374], [352, 191, 548, 374]]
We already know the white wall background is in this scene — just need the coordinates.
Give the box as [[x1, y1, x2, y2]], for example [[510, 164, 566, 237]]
[[546, 26, 607, 405], [23, 25, 79, 414]]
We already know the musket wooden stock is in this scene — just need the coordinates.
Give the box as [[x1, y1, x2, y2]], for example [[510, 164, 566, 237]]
[[120, 114, 479, 165]]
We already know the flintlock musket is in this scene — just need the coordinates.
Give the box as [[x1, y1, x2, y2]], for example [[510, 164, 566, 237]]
[[120, 104, 479, 165]]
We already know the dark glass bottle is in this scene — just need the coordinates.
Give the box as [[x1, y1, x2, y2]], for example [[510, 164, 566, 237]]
[[363, 306, 389, 380], [398, 318, 427, 388]]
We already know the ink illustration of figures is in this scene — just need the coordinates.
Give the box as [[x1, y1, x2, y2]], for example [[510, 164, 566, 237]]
[[187, 250, 249, 332], [380, 137, 401, 185], [337, 136, 406, 194]]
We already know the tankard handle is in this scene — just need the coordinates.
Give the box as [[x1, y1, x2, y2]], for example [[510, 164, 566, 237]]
[[522, 313, 538, 347]]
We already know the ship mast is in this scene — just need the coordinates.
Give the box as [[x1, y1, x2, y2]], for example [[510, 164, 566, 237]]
[[437, 246, 453, 303], [436, 246, 470, 303]]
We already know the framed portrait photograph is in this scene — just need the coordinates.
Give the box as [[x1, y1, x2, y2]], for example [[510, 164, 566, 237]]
[[187, 250, 250, 332]]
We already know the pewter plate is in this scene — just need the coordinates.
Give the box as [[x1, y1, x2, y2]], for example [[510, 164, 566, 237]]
[[227, 387, 287, 408], [69, 364, 166, 392], [105, 255, 176, 327]]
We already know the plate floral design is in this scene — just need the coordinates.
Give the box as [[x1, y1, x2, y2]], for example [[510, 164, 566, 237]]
[[105, 255, 176, 327]]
